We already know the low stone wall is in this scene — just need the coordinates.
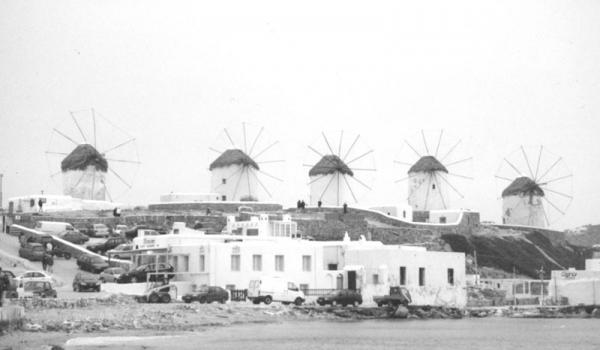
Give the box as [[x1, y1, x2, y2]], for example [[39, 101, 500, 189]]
[[148, 202, 283, 213]]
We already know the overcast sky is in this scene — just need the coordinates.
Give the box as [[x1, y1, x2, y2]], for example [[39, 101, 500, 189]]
[[1, 1, 599, 230]]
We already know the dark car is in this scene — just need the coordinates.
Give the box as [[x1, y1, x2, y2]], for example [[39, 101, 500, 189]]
[[76, 254, 110, 273], [182, 286, 229, 304], [59, 230, 89, 245], [136, 284, 177, 303], [22, 281, 57, 298], [317, 290, 363, 307], [116, 263, 174, 284], [124, 225, 168, 240], [73, 272, 101, 292], [87, 237, 129, 255], [51, 245, 72, 260], [18, 243, 46, 261]]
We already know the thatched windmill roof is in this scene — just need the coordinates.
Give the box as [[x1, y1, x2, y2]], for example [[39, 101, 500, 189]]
[[209, 149, 259, 171], [309, 155, 354, 177], [408, 155, 448, 174], [502, 176, 545, 197], [61, 144, 108, 172]]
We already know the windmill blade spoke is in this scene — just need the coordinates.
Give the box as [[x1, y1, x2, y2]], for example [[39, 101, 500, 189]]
[[253, 140, 279, 160], [434, 130, 444, 158], [53, 128, 80, 146], [209, 147, 223, 154], [92, 108, 97, 148], [494, 175, 514, 182], [70, 111, 87, 143], [342, 134, 360, 161], [257, 169, 283, 182], [542, 196, 565, 216], [393, 160, 413, 166], [537, 157, 562, 182], [348, 175, 372, 191], [102, 138, 135, 154], [445, 157, 473, 168], [539, 174, 573, 186], [342, 174, 358, 203], [336, 172, 340, 205], [256, 160, 285, 164], [394, 176, 409, 183], [520, 146, 534, 179], [223, 128, 236, 148], [338, 130, 344, 156], [424, 174, 432, 209], [249, 168, 272, 198], [232, 167, 245, 200], [440, 139, 462, 162], [421, 130, 430, 155], [243, 122, 247, 153], [73, 171, 86, 188], [448, 173, 474, 180], [50, 170, 62, 178], [307, 174, 328, 185], [46, 151, 69, 156], [438, 174, 465, 198], [101, 179, 113, 203], [246, 166, 252, 197], [308, 145, 325, 159], [503, 158, 523, 176], [248, 127, 264, 157], [346, 149, 374, 166], [348, 168, 376, 171], [534, 146, 543, 181], [542, 206, 550, 227], [322, 132, 336, 156], [105, 158, 141, 164], [319, 173, 337, 201], [433, 173, 447, 210], [404, 140, 421, 158], [541, 187, 573, 199], [109, 168, 132, 189]]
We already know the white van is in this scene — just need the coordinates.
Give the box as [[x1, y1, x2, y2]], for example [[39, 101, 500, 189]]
[[248, 276, 305, 305], [34, 221, 76, 235]]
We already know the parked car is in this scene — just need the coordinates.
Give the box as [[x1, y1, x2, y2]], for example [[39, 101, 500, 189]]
[[113, 225, 129, 237], [124, 225, 168, 240], [373, 286, 412, 307], [116, 263, 174, 284], [90, 224, 110, 238], [34, 221, 77, 235], [99, 267, 126, 283], [317, 289, 363, 307], [135, 284, 177, 303], [72, 272, 102, 292], [59, 230, 89, 245], [19, 281, 57, 298], [18, 243, 46, 261], [106, 243, 134, 260], [182, 286, 229, 304], [76, 254, 109, 273], [87, 237, 129, 255], [14, 271, 53, 287], [0, 270, 19, 298], [18, 230, 53, 248], [51, 245, 72, 260], [248, 277, 305, 305]]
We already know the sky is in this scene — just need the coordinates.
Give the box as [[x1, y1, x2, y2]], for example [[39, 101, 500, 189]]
[[1, 0, 600, 230]]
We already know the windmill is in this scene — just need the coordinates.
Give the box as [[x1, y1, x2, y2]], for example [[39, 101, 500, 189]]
[[45, 109, 140, 202], [303, 131, 376, 206], [208, 122, 284, 202], [394, 130, 472, 211], [495, 146, 573, 228]]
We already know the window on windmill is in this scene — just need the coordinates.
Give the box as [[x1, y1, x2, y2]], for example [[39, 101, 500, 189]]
[[432, 184, 436, 190], [222, 178, 227, 184], [222, 195, 227, 201]]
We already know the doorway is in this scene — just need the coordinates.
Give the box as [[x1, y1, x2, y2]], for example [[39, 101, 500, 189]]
[[347, 270, 357, 290]]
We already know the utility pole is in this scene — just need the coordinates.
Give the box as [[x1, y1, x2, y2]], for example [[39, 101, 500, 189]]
[[537, 266, 545, 306]]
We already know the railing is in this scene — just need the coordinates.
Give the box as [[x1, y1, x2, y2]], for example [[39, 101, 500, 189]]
[[230, 289, 248, 301], [301, 288, 337, 296]]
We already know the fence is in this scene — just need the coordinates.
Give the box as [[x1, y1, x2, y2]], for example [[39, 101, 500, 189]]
[[302, 288, 338, 297], [230, 289, 247, 301]]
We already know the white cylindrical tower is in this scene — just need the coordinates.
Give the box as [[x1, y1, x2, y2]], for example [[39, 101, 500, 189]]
[[501, 176, 546, 227], [407, 155, 450, 211], [210, 149, 260, 201], [61, 144, 107, 200], [309, 155, 353, 206]]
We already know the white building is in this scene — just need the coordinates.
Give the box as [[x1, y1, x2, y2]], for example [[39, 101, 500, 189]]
[[550, 259, 600, 305], [501, 177, 545, 227], [308, 155, 354, 206], [407, 156, 450, 211], [7, 194, 119, 214], [159, 192, 221, 203], [209, 149, 260, 201], [61, 144, 108, 200], [130, 215, 466, 306]]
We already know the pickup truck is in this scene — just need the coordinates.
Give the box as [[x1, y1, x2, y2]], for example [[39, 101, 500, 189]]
[[373, 286, 412, 307]]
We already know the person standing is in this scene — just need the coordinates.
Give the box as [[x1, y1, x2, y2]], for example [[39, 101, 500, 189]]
[[46, 252, 54, 274], [0, 267, 7, 307], [41, 253, 48, 272]]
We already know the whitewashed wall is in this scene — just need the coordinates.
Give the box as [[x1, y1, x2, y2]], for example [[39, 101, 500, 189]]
[[408, 172, 450, 211], [210, 164, 260, 201], [62, 165, 106, 200], [502, 194, 546, 227]]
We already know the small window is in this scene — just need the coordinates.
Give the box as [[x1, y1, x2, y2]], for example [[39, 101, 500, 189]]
[[432, 184, 436, 190], [221, 195, 227, 201], [199, 254, 205, 272], [288, 282, 299, 291], [399, 266, 406, 285], [231, 254, 240, 271], [447, 268, 454, 285], [275, 255, 285, 272], [302, 255, 311, 272], [299, 283, 309, 292], [372, 274, 379, 284], [327, 263, 338, 271], [252, 254, 262, 271], [222, 178, 227, 184], [419, 267, 426, 286]]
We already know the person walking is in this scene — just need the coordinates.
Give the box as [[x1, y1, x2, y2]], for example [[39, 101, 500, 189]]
[[46, 252, 54, 274], [41, 253, 48, 272]]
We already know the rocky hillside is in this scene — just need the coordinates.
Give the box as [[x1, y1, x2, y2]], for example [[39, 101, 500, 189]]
[[564, 225, 600, 247]]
